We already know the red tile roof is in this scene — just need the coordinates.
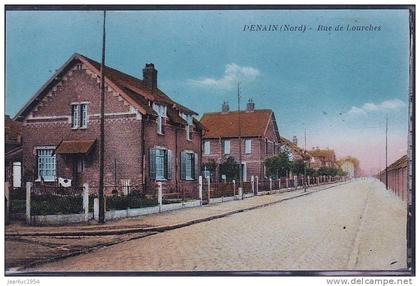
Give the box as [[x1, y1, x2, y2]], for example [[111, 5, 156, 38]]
[[15, 53, 197, 121], [308, 149, 336, 162], [279, 136, 308, 158], [5, 115, 22, 145], [200, 110, 275, 139], [80, 55, 196, 116], [55, 139, 96, 155]]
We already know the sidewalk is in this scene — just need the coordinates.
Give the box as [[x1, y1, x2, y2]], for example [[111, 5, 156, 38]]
[[6, 182, 346, 271], [6, 182, 345, 237]]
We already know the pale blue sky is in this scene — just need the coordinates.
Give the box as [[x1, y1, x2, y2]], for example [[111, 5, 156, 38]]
[[5, 9, 410, 173]]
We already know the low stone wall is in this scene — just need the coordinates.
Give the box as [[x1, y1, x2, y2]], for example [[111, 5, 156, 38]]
[[31, 213, 93, 225], [31, 200, 202, 225]]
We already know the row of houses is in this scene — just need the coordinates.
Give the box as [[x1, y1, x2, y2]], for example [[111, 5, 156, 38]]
[[5, 53, 342, 193]]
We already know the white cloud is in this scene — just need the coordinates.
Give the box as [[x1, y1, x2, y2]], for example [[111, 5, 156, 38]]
[[188, 63, 260, 89], [348, 106, 367, 115], [347, 99, 406, 115]]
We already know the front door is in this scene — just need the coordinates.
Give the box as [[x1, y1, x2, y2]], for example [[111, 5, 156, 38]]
[[72, 155, 84, 187]]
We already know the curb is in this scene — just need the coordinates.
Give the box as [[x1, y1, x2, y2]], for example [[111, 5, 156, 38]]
[[6, 182, 349, 237]]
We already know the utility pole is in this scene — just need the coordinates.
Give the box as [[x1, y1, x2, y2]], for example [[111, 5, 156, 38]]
[[98, 10, 107, 223], [385, 115, 388, 190], [237, 82, 243, 197], [304, 128, 307, 192]]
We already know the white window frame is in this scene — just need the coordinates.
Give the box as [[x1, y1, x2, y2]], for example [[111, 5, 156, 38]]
[[224, 140, 231, 155], [245, 139, 252, 154], [80, 103, 88, 128], [153, 104, 167, 135], [186, 115, 193, 141], [204, 141, 211, 155], [71, 104, 80, 129], [36, 147, 56, 182]]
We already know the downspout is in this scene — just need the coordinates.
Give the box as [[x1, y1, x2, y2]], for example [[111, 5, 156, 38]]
[[175, 125, 179, 192], [141, 115, 146, 186]]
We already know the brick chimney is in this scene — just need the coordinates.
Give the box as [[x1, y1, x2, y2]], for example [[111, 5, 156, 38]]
[[222, 101, 230, 113], [143, 63, 158, 93], [246, 99, 255, 112]]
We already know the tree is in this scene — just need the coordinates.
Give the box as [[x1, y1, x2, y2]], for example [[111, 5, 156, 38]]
[[290, 159, 305, 175], [316, 166, 345, 177], [306, 167, 317, 177], [219, 156, 239, 182], [264, 151, 291, 178]]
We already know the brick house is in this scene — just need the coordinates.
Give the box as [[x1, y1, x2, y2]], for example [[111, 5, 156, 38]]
[[278, 136, 308, 161], [5, 115, 23, 187], [200, 100, 280, 182], [15, 53, 204, 194], [308, 148, 337, 169]]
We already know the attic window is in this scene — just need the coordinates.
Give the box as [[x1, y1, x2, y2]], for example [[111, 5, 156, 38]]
[[181, 113, 193, 141], [71, 103, 89, 129], [153, 103, 167, 135]]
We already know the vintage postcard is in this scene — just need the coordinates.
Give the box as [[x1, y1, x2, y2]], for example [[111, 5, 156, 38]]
[[3, 5, 414, 278]]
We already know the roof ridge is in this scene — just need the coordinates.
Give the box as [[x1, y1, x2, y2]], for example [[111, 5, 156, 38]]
[[202, 109, 273, 116]]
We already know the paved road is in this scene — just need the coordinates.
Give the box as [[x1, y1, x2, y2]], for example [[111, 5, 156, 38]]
[[28, 179, 407, 272]]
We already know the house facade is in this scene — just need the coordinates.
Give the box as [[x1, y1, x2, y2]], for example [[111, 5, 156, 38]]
[[15, 53, 203, 194], [279, 136, 307, 161], [308, 148, 337, 169], [338, 156, 361, 178], [200, 100, 281, 182], [5, 115, 23, 188]]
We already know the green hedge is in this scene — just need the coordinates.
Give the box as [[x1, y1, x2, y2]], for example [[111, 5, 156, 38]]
[[89, 192, 158, 211], [31, 195, 83, 215], [106, 192, 158, 210], [10, 200, 26, 214], [30, 192, 159, 215]]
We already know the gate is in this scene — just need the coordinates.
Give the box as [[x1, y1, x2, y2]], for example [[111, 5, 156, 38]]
[[7, 186, 26, 222]]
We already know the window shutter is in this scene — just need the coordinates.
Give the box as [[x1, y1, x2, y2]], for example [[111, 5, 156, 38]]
[[149, 149, 156, 180], [167, 150, 172, 180], [164, 150, 169, 179], [180, 152, 186, 180], [35, 151, 39, 180], [193, 153, 199, 180]]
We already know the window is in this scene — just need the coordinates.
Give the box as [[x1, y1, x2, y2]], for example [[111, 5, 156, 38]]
[[71, 103, 88, 129], [153, 104, 167, 134], [181, 152, 197, 180], [71, 104, 80, 128], [80, 104, 88, 128], [186, 115, 193, 141], [245, 139, 252, 154], [37, 148, 56, 181], [150, 148, 171, 180], [223, 140, 230, 154], [204, 141, 211, 155]]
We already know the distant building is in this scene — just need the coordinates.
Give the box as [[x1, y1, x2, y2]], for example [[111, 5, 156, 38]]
[[337, 156, 361, 178], [279, 136, 308, 161], [5, 115, 22, 187], [308, 147, 337, 169], [200, 100, 281, 181]]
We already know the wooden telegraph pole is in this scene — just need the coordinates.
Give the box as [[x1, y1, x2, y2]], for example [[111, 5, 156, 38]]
[[237, 82, 243, 197], [385, 115, 388, 190], [98, 10, 107, 223]]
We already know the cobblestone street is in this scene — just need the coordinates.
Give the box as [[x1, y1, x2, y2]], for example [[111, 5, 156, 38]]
[[25, 179, 407, 272]]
